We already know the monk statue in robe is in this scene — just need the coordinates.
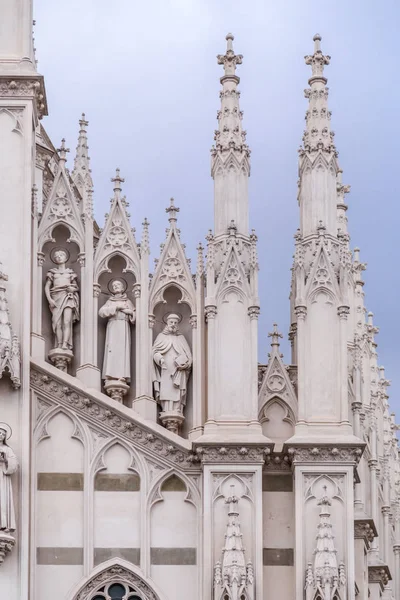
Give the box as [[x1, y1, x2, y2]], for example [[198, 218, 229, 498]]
[[152, 314, 192, 414], [45, 249, 79, 351], [99, 279, 136, 383], [0, 423, 18, 533]]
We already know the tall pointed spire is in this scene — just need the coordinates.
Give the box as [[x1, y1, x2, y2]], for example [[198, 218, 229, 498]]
[[211, 33, 250, 236], [71, 113, 93, 196], [305, 488, 346, 600], [299, 34, 339, 237], [213, 486, 254, 600]]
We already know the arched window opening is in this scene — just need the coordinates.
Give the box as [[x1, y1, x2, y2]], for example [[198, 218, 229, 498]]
[[90, 581, 142, 600]]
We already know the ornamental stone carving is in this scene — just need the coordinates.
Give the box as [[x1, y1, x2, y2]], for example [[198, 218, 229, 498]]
[[0, 265, 21, 389], [305, 488, 346, 600], [214, 488, 254, 600], [0, 423, 18, 565], [30, 367, 201, 471], [152, 314, 192, 434], [45, 248, 79, 372], [74, 565, 160, 600], [195, 445, 270, 464], [288, 445, 364, 465], [98, 279, 136, 402]]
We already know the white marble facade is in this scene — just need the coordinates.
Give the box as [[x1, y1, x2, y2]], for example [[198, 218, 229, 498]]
[[0, 4, 399, 600]]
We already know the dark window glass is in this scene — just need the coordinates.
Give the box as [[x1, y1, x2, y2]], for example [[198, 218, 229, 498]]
[[92, 596, 106, 600], [128, 596, 142, 600], [108, 583, 126, 599]]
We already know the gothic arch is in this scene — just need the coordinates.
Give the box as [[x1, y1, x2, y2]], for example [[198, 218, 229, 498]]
[[34, 404, 88, 448], [0, 107, 23, 135], [94, 249, 139, 283], [68, 558, 169, 600], [147, 468, 200, 510], [259, 396, 296, 428], [90, 437, 145, 482]]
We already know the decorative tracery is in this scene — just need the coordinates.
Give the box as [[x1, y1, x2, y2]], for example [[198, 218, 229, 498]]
[[90, 582, 142, 600]]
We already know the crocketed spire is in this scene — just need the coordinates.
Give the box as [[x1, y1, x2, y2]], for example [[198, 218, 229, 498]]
[[301, 34, 336, 157], [213, 487, 254, 600], [211, 33, 250, 236], [71, 113, 93, 198]]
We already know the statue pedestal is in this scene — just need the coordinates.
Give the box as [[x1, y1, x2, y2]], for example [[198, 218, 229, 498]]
[[160, 411, 185, 435], [104, 379, 130, 403], [0, 531, 15, 564], [48, 348, 73, 372]]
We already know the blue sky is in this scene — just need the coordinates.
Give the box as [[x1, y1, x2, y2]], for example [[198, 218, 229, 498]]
[[35, 0, 400, 413]]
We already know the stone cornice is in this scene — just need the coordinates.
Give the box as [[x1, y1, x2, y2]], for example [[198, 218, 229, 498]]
[[368, 564, 391, 590], [354, 517, 377, 550], [0, 75, 48, 119], [194, 444, 271, 465], [30, 361, 201, 472], [286, 443, 365, 466]]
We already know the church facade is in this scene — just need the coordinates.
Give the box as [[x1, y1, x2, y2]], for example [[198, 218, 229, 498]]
[[0, 2, 399, 599]]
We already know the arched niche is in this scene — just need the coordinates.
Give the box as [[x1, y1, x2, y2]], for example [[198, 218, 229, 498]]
[[93, 443, 141, 565], [152, 285, 193, 438], [150, 472, 197, 596], [260, 398, 295, 451], [97, 254, 137, 406], [35, 412, 85, 596], [41, 224, 82, 374]]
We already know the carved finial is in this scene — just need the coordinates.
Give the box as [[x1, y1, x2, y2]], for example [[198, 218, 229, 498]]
[[165, 197, 180, 224], [268, 323, 283, 347], [72, 113, 93, 193], [217, 32, 243, 78], [305, 33, 330, 80], [79, 112, 88, 130], [196, 243, 204, 278], [111, 168, 124, 194], [141, 218, 150, 255], [57, 138, 70, 164]]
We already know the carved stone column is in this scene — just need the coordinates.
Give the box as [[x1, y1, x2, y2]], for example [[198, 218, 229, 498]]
[[337, 305, 350, 424], [294, 305, 307, 424], [204, 305, 217, 424]]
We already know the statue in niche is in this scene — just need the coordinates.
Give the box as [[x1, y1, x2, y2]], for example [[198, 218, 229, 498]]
[[152, 313, 192, 433], [45, 248, 79, 371], [99, 279, 136, 402], [0, 423, 17, 533]]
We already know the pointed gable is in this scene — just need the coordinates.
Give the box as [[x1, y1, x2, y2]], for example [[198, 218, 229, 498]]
[[94, 169, 140, 281], [149, 198, 195, 312], [37, 141, 85, 251], [258, 324, 298, 422], [215, 243, 251, 304], [305, 243, 340, 304]]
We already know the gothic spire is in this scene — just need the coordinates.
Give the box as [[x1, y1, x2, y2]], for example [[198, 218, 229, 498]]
[[211, 33, 250, 236], [213, 487, 254, 600], [298, 34, 342, 237], [305, 488, 346, 600], [71, 113, 93, 195], [302, 34, 335, 157]]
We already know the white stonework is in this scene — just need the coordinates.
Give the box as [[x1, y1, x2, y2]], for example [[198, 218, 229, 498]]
[[0, 7, 399, 600]]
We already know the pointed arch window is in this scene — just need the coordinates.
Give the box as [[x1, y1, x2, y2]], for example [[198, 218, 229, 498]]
[[90, 582, 142, 600]]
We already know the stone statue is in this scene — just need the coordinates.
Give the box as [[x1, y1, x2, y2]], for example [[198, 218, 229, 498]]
[[45, 249, 79, 356], [152, 313, 192, 433], [0, 424, 17, 533], [98, 279, 136, 402]]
